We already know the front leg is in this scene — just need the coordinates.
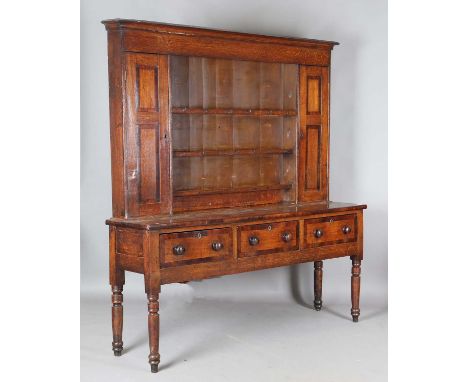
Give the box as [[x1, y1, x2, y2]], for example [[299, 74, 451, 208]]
[[314, 261, 323, 311], [351, 256, 361, 322], [109, 226, 125, 356], [143, 230, 161, 373], [112, 285, 124, 355], [147, 293, 161, 373]]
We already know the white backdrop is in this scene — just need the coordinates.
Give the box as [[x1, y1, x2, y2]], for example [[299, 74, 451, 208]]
[[81, 0, 387, 305]]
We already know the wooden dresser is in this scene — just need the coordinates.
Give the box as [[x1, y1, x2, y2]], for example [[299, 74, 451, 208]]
[[102, 19, 367, 373]]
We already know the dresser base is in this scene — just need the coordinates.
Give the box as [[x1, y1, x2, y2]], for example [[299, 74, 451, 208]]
[[107, 201, 366, 372]]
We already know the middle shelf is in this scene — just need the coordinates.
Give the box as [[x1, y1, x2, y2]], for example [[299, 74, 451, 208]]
[[173, 148, 294, 158]]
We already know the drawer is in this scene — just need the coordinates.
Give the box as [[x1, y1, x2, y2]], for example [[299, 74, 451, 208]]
[[160, 227, 233, 267], [304, 214, 357, 248], [238, 220, 299, 257]]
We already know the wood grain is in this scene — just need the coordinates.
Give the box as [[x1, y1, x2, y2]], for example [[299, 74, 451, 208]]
[[304, 214, 357, 248], [238, 220, 299, 257], [159, 227, 233, 267], [314, 260, 323, 311], [298, 66, 329, 202]]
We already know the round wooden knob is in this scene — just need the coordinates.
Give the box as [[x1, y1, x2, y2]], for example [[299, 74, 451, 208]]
[[211, 241, 224, 251], [342, 225, 352, 234], [314, 229, 323, 238], [172, 244, 186, 256], [248, 236, 259, 246], [281, 231, 292, 243]]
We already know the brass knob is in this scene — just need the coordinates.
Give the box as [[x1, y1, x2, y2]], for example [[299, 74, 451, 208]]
[[248, 236, 259, 246], [172, 244, 185, 256], [314, 229, 323, 238], [342, 225, 352, 234], [281, 231, 292, 243], [211, 241, 224, 251]]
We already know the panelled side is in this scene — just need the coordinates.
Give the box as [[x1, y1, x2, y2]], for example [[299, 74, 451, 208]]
[[298, 66, 329, 201], [106, 30, 126, 217], [124, 53, 172, 217]]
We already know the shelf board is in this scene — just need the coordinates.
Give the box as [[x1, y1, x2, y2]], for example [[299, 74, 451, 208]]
[[173, 148, 294, 158], [171, 107, 297, 117], [174, 184, 292, 197]]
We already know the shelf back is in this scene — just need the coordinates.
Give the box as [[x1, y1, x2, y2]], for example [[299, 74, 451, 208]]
[[170, 56, 298, 211]]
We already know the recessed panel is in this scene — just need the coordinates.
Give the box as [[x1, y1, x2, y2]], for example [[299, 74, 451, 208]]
[[136, 65, 158, 111], [305, 125, 321, 191], [307, 77, 321, 114], [139, 125, 160, 202]]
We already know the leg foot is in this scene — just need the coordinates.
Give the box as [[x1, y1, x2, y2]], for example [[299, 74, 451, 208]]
[[314, 261, 323, 311], [111, 285, 124, 355], [351, 257, 361, 322], [148, 293, 161, 373]]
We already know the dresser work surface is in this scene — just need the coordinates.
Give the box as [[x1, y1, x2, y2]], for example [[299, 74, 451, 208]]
[[102, 19, 367, 373]]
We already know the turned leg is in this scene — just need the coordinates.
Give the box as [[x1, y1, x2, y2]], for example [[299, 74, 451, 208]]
[[147, 293, 160, 373], [111, 285, 124, 355], [314, 261, 323, 311], [351, 257, 361, 322]]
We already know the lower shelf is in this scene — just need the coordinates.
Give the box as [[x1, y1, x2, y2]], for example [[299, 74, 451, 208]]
[[173, 183, 292, 197]]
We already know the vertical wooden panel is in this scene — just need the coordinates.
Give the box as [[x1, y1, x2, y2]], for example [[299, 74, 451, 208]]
[[260, 155, 281, 186], [202, 58, 217, 108], [233, 116, 260, 149], [188, 57, 203, 108], [125, 53, 171, 216], [137, 66, 158, 111], [233, 60, 260, 109], [172, 157, 191, 191], [305, 125, 320, 190], [106, 30, 126, 217], [190, 157, 204, 190], [282, 116, 296, 201], [298, 65, 329, 202], [232, 157, 259, 187], [156, 55, 172, 213], [139, 125, 159, 202], [260, 117, 282, 149], [260, 63, 283, 109], [214, 116, 233, 150], [169, 56, 188, 107], [283, 64, 298, 110], [172, 114, 189, 150], [203, 157, 232, 189], [216, 59, 233, 108], [307, 78, 321, 113], [189, 115, 203, 150]]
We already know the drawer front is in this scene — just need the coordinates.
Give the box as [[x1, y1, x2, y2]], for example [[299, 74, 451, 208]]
[[238, 220, 299, 257], [160, 227, 232, 267], [304, 214, 357, 247]]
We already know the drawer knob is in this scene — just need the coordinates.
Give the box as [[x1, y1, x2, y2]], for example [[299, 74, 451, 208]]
[[281, 231, 292, 243], [342, 225, 352, 234], [172, 244, 186, 256], [211, 241, 224, 251], [314, 229, 323, 238], [248, 235, 260, 246]]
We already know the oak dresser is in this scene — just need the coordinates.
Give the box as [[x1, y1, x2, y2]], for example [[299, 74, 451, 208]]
[[102, 19, 367, 373]]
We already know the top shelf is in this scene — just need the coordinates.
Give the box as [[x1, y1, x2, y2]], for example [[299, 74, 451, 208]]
[[171, 107, 297, 117]]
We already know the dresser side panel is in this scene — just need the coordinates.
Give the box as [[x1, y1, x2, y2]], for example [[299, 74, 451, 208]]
[[106, 30, 126, 217]]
